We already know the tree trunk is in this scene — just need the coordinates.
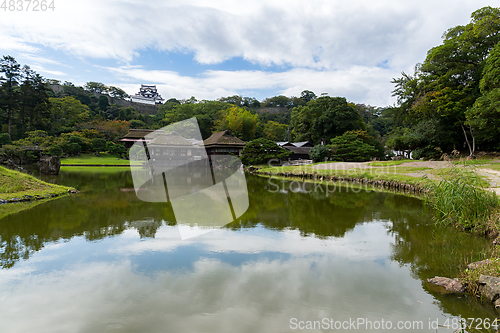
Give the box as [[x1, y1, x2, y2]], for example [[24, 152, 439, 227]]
[[460, 123, 474, 157]]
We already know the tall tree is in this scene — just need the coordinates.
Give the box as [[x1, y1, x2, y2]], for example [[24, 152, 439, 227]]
[[392, 6, 500, 156], [0, 56, 21, 137]]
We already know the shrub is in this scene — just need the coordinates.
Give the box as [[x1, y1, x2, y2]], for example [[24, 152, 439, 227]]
[[107, 142, 126, 156], [330, 131, 379, 162], [91, 138, 107, 152], [47, 145, 63, 157], [0, 133, 12, 147], [309, 144, 329, 162], [241, 138, 291, 165]]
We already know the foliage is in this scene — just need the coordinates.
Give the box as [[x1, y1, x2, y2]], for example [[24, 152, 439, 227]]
[[329, 130, 380, 162], [91, 138, 107, 152], [214, 106, 259, 141], [49, 96, 90, 135], [240, 138, 291, 165], [291, 96, 365, 143], [392, 6, 500, 156], [107, 142, 127, 156], [309, 144, 329, 162], [263, 120, 288, 141], [98, 95, 109, 111], [425, 167, 500, 231], [84, 81, 108, 94], [47, 145, 62, 156], [0, 133, 12, 147]]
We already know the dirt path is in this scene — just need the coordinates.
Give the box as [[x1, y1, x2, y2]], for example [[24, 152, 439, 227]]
[[312, 160, 500, 195]]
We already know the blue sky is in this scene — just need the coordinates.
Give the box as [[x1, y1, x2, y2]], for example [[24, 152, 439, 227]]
[[0, 0, 496, 106]]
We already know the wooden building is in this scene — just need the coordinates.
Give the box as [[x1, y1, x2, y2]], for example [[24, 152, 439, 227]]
[[203, 130, 246, 156]]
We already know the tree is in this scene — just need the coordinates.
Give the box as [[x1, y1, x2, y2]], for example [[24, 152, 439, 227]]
[[84, 81, 108, 94], [392, 6, 500, 156], [262, 95, 292, 108], [214, 106, 259, 141], [0, 56, 21, 137], [263, 120, 288, 141], [290, 96, 365, 143], [309, 144, 329, 162], [18, 67, 50, 133], [240, 138, 291, 165], [467, 41, 500, 148], [300, 90, 316, 103], [98, 95, 109, 111], [329, 131, 379, 162], [91, 138, 107, 152], [49, 97, 91, 134], [108, 86, 129, 99]]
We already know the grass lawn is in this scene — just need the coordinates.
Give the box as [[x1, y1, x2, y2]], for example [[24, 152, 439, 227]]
[[61, 153, 138, 166], [0, 166, 74, 201], [258, 163, 428, 186]]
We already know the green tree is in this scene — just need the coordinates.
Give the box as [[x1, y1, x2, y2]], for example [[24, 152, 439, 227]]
[[291, 96, 365, 143], [49, 97, 91, 134], [215, 106, 259, 141], [0, 56, 21, 137], [263, 120, 288, 141], [98, 95, 109, 111], [309, 144, 329, 162], [330, 131, 380, 162], [84, 81, 108, 94], [467, 41, 500, 148], [108, 86, 129, 99], [91, 138, 107, 152], [392, 6, 500, 156], [240, 138, 291, 165]]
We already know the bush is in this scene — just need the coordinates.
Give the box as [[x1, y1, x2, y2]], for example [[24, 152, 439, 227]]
[[309, 144, 329, 162], [330, 131, 379, 162], [66, 143, 82, 155], [0, 133, 12, 147], [47, 145, 63, 157], [107, 142, 126, 156], [91, 138, 107, 152], [241, 138, 291, 165]]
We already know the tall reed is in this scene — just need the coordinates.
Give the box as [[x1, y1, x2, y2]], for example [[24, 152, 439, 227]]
[[425, 167, 499, 231]]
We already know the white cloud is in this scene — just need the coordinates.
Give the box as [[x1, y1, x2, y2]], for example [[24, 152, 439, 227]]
[[0, 0, 495, 105], [108, 65, 399, 105]]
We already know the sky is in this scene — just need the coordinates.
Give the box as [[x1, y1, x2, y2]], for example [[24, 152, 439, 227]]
[[0, 0, 496, 107]]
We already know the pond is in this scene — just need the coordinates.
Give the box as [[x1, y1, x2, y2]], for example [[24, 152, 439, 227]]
[[0, 168, 497, 332]]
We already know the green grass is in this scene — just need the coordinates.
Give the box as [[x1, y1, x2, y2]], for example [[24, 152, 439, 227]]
[[61, 166, 134, 174], [61, 153, 136, 166], [479, 163, 500, 172], [425, 167, 500, 231], [367, 159, 411, 166], [0, 166, 74, 200], [258, 163, 428, 187]]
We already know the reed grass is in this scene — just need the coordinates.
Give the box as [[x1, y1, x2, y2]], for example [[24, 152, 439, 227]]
[[425, 167, 500, 232]]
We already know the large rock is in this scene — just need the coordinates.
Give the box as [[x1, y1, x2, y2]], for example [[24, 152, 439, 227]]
[[467, 259, 491, 270], [478, 275, 500, 302], [427, 277, 465, 293], [40, 156, 61, 175]]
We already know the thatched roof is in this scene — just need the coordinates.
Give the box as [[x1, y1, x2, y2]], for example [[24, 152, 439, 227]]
[[203, 130, 246, 147], [284, 146, 311, 155], [124, 129, 154, 139], [149, 131, 194, 146]]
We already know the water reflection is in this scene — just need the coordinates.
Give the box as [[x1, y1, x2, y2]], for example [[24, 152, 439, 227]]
[[0, 170, 497, 331]]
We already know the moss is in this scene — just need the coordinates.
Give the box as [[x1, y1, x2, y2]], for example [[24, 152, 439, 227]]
[[0, 166, 74, 201]]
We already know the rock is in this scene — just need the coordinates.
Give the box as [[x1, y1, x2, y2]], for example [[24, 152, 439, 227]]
[[40, 156, 61, 175], [391, 156, 404, 161], [467, 259, 491, 270], [478, 275, 500, 302], [427, 277, 465, 293]]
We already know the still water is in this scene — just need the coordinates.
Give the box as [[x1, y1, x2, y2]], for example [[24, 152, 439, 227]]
[[0, 168, 497, 332]]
